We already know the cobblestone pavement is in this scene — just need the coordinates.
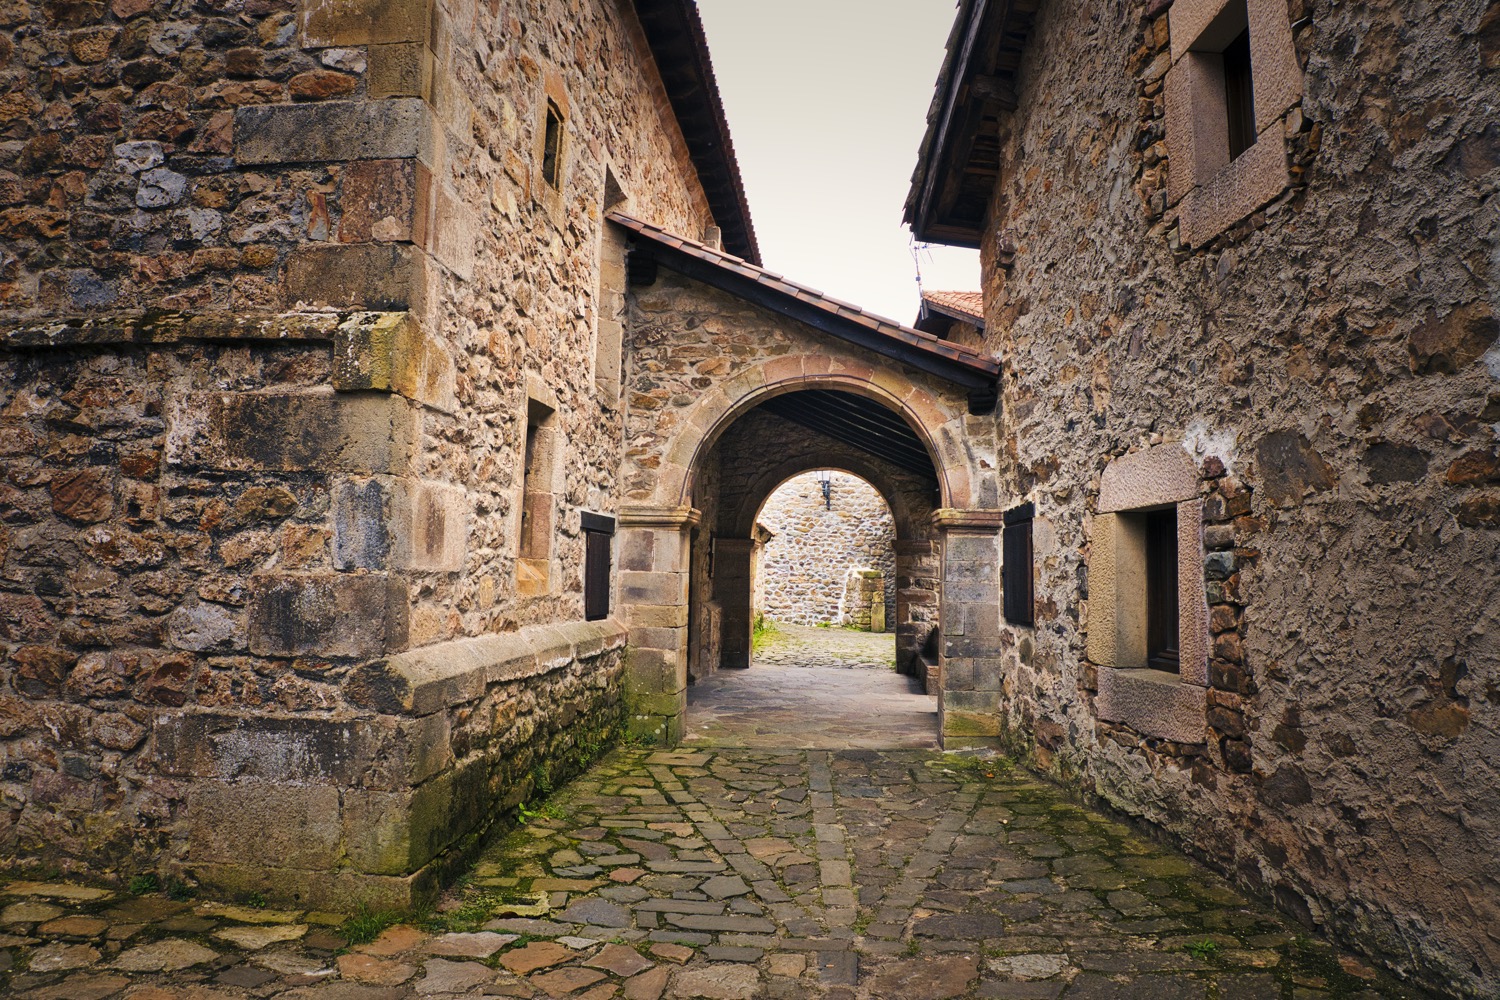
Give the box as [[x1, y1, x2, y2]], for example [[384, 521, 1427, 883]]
[[0, 747, 1435, 999], [750, 626, 896, 671], [686, 625, 935, 751]]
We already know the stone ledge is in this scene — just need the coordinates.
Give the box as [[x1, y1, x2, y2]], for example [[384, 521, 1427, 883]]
[[348, 619, 628, 716], [1097, 667, 1208, 744], [0, 312, 340, 349]]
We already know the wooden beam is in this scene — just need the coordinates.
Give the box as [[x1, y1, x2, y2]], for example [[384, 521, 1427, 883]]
[[968, 74, 1017, 111]]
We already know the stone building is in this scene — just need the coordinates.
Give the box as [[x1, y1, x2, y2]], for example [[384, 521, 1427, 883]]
[[0, 0, 1004, 914], [753, 471, 897, 630], [905, 0, 1500, 995], [1, 0, 1496, 992], [0, 0, 768, 908]]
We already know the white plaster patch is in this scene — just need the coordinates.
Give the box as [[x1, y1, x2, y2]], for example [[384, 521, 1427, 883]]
[[1183, 420, 1238, 474]]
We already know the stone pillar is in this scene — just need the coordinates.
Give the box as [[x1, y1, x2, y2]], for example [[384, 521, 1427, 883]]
[[895, 538, 940, 678], [618, 505, 700, 744], [932, 509, 1005, 749], [714, 538, 756, 669]]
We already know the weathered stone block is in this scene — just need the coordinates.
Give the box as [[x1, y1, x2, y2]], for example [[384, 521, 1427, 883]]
[[153, 712, 395, 786], [168, 390, 418, 475], [368, 41, 431, 99], [235, 98, 431, 165], [333, 312, 457, 414], [1097, 668, 1208, 744], [247, 572, 408, 658], [187, 781, 342, 868], [340, 160, 420, 243], [299, 0, 431, 47], [285, 243, 419, 311], [332, 476, 468, 572]]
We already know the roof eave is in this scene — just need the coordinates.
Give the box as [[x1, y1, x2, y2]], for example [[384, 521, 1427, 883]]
[[633, 0, 761, 265]]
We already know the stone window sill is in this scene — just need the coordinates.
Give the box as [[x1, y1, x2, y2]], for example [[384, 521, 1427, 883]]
[[1098, 667, 1207, 744]]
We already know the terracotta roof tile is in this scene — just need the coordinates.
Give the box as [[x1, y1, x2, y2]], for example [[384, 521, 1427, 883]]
[[922, 289, 985, 322]]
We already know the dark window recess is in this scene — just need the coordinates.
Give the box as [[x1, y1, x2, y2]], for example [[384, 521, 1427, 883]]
[[542, 102, 564, 189], [1223, 27, 1256, 159], [582, 511, 615, 622], [1146, 507, 1180, 673], [1003, 502, 1035, 626]]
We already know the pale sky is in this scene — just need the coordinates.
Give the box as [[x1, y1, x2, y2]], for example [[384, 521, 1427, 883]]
[[696, 0, 980, 325]]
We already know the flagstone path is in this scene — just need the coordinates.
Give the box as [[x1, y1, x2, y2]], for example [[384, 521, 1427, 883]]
[[685, 625, 936, 751], [0, 629, 1441, 999]]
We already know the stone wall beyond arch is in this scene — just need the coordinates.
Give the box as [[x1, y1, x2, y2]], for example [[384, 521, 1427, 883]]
[[756, 472, 898, 629]]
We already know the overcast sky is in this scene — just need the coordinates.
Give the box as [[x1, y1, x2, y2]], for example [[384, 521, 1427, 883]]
[[696, 0, 979, 325]]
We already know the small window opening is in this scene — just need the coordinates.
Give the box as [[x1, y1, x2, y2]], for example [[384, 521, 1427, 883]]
[[542, 101, 564, 190], [1223, 27, 1256, 159], [1145, 507, 1180, 673], [520, 400, 555, 562], [1003, 502, 1035, 626]]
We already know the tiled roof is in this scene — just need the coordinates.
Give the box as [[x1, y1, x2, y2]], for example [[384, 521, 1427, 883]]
[[921, 290, 985, 323], [609, 213, 1001, 391]]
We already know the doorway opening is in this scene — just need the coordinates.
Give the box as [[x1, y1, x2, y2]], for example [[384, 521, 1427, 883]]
[[680, 389, 943, 748]]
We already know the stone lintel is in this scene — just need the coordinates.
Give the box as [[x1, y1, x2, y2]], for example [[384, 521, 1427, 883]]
[[347, 619, 627, 716], [618, 505, 702, 529], [931, 508, 1005, 532], [1098, 443, 1199, 513]]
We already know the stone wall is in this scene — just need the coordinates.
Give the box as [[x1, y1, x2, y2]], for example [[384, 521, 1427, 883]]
[[0, 0, 721, 905], [754, 471, 896, 629], [977, 0, 1500, 993]]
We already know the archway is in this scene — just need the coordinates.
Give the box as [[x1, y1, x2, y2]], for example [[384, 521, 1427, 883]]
[[607, 235, 1006, 748]]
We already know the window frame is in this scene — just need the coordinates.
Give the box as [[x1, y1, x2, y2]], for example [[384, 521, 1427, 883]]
[[1088, 446, 1210, 744]]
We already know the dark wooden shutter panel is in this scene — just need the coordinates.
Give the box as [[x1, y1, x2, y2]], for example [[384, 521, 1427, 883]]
[[585, 528, 611, 621], [1003, 503, 1034, 626]]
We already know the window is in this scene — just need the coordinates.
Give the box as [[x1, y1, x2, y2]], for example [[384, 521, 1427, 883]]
[[1145, 507, 1180, 672], [1002, 502, 1034, 626], [1163, 0, 1303, 246], [1222, 27, 1255, 159], [1089, 445, 1209, 743], [541, 101, 564, 190], [517, 396, 557, 597], [582, 511, 615, 621]]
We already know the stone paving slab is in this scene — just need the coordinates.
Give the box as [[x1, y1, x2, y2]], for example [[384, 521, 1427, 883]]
[[688, 625, 937, 750], [0, 748, 1440, 998]]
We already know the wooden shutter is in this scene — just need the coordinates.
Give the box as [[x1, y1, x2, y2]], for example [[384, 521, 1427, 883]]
[[1002, 502, 1034, 626], [582, 512, 615, 622]]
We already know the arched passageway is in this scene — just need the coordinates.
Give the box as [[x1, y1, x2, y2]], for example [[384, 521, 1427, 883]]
[[609, 214, 1006, 748]]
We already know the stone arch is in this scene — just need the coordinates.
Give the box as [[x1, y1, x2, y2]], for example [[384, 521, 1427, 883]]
[[635, 354, 982, 515]]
